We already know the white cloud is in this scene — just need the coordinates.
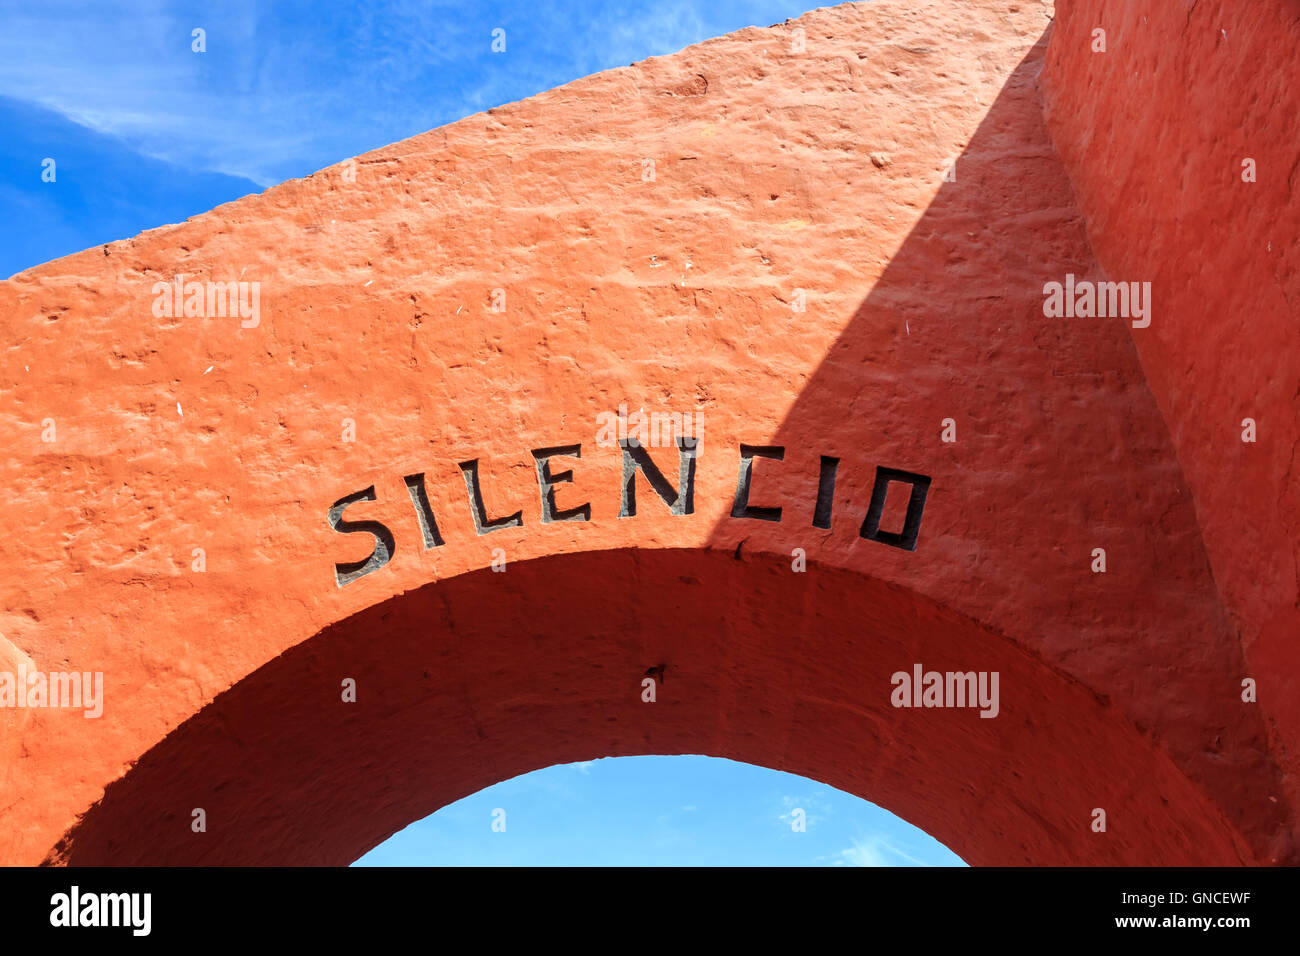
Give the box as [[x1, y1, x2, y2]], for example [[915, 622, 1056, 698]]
[[835, 837, 927, 867], [597, 0, 708, 68], [0, 0, 471, 186], [0, 0, 819, 190]]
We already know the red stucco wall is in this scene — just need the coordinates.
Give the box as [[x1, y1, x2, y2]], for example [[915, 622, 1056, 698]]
[[0, 0, 1295, 865], [1041, 0, 1300, 853]]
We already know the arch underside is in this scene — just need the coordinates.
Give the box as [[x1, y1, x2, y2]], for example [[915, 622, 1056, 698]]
[[47, 547, 1248, 867]]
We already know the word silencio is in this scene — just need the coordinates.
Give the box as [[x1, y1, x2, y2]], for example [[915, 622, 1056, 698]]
[[327, 439, 932, 587]]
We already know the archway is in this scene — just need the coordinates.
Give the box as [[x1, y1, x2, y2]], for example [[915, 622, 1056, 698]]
[[2, 0, 1295, 867], [44, 549, 1246, 866]]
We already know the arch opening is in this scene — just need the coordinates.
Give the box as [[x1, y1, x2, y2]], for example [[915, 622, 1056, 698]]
[[47, 548, 1244, 866], [354, 754, 968, 866]]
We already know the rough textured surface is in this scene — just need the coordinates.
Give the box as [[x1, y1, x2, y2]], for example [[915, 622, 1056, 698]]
[[43, 552, 1255, 866], [1041, 0, 1300, 851], [0, 0, 1293, 865]]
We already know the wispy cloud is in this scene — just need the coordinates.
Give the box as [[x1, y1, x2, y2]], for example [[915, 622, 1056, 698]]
[[0, 0, 478, 186], [833, 836, 929, 867], [594, 0, 709, 69], [0, 0, 815, 189]]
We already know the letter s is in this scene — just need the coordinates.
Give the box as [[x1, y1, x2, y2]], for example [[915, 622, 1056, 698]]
[[328, 486, 396, 586]]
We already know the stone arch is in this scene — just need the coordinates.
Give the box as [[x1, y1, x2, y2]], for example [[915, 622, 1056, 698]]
[[2, 0, 1295, 866], [43, 549, 1248, 866]]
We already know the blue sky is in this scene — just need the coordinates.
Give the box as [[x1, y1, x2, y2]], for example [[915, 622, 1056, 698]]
[[355, 756, 964, 866], [2, 0, 837, 278], [0, 0, 963, 865]]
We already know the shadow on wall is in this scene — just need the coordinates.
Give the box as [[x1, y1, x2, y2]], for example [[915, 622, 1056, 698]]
[[701, 22, 1286, 860]]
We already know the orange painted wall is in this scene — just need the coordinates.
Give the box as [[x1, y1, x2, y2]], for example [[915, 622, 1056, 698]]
[[0, 0, 1294, 865]]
